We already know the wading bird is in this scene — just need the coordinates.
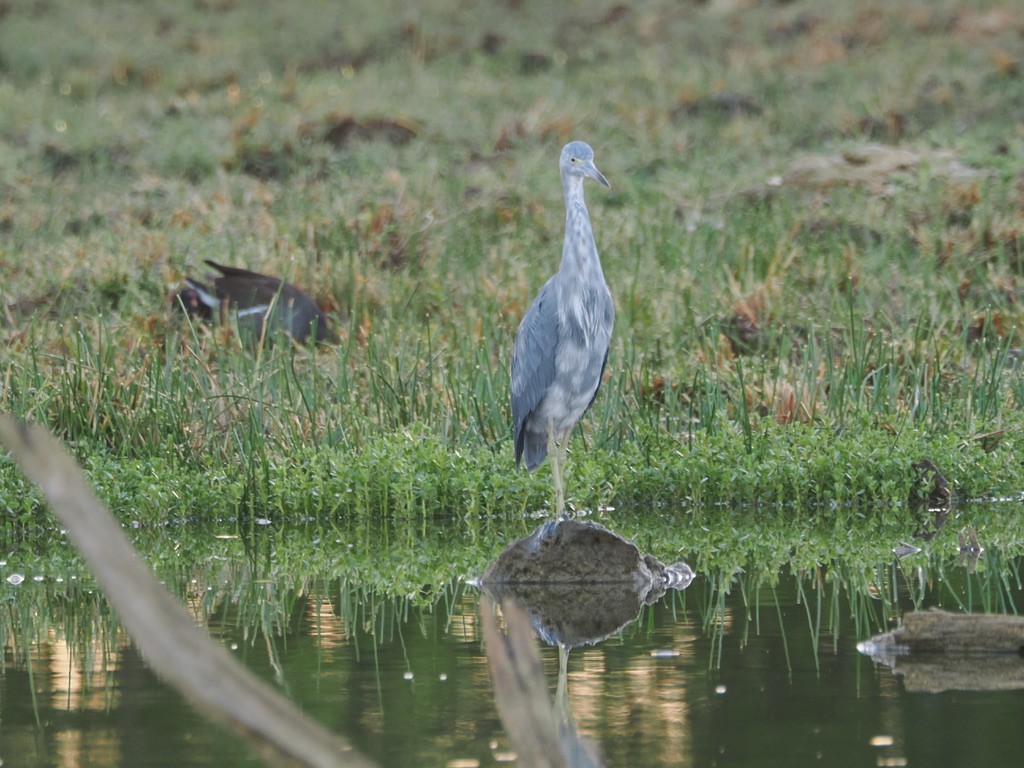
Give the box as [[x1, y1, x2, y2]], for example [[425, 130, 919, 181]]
[[175, 260, 338, 345], [510, 141, 614, 516]]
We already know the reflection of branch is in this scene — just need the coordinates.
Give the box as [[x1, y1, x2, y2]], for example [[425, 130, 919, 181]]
[[0, 416, 377, 768], [481, 598, 566, 768], [481, 597, 605, 768]]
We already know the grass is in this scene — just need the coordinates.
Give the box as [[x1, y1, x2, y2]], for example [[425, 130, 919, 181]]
[[2, 0, 1024, 525]]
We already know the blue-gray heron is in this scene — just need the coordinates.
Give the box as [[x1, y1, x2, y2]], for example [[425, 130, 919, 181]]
[[510, 141, 614, 516]]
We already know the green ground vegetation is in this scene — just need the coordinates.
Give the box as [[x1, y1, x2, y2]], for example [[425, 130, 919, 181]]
[[2, 0, 1024, 529]]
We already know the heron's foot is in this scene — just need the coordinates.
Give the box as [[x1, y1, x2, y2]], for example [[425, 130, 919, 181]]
[[555, 496, 576, 521], [537, 519, 561, 539]]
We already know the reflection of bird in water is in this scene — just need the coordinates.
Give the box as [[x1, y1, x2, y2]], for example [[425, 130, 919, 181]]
[[511, 142, 614, 517], [957, 525, 983, 574], [909, 458, 951, 542], [174, 260, 338, 345]]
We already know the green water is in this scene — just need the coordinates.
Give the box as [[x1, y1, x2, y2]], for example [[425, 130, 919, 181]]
[[2, 521, 1024, 768]]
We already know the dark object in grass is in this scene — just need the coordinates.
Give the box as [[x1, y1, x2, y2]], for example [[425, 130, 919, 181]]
[[720, 312, 807, 357], [4, 286, 66, 324], [232, 141, 297, 181], [41, 140, 133, 176], [798, 216, 883, 249], [174, 260, 338, 345], [479, 32, 503, 56], [671, 92, 763, 121], [302, 112, 417, 149], [721, 310, 766, 355], [519, 52, 552, 74]]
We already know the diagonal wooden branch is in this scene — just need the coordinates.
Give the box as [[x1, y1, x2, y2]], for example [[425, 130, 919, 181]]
[[0, 415, 378, 768]]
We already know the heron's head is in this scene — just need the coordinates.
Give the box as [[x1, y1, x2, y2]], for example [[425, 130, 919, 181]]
[[560, 141, 610, 188]]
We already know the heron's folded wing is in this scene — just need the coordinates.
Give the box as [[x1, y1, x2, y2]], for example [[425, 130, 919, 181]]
[[585, 293, 615, 411], [510, 280, 558, 428]]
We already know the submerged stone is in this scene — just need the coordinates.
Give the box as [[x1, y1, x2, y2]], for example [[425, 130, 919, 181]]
[[481, 520, 651, 585], [480, 519, 693, 587]]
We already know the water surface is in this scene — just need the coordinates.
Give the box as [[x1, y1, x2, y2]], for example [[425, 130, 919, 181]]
[[2, 523, 1024, 767]]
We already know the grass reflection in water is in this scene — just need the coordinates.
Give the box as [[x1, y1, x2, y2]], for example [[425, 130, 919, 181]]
[[3, 504, 1024, 768]]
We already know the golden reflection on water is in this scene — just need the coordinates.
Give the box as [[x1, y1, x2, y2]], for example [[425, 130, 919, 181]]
[[0, 628, 127, 768], [447, 596, 480, 642], [307, 596, 348, 649], [45, 628, 121, 712], [565, 618, 701, 767], [872, 669, 909, 768]]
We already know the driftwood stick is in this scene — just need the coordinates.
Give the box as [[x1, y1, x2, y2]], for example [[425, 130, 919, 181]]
[[860, 610, 1024, 692], [866, 610, 1024, 654]]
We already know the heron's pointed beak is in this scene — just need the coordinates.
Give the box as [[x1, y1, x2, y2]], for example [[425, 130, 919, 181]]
[[585, 162, 610, 189]]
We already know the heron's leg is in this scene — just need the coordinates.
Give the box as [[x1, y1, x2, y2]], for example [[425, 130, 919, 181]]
[[555, 432, 571, 519], [547, 421, 566, 517]]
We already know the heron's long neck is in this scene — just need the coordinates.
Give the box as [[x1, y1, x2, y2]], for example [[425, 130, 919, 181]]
[[560, 177, 604, 282]]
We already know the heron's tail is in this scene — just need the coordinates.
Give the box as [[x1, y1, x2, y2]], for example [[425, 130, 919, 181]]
[[518, 435, 548, 472]]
